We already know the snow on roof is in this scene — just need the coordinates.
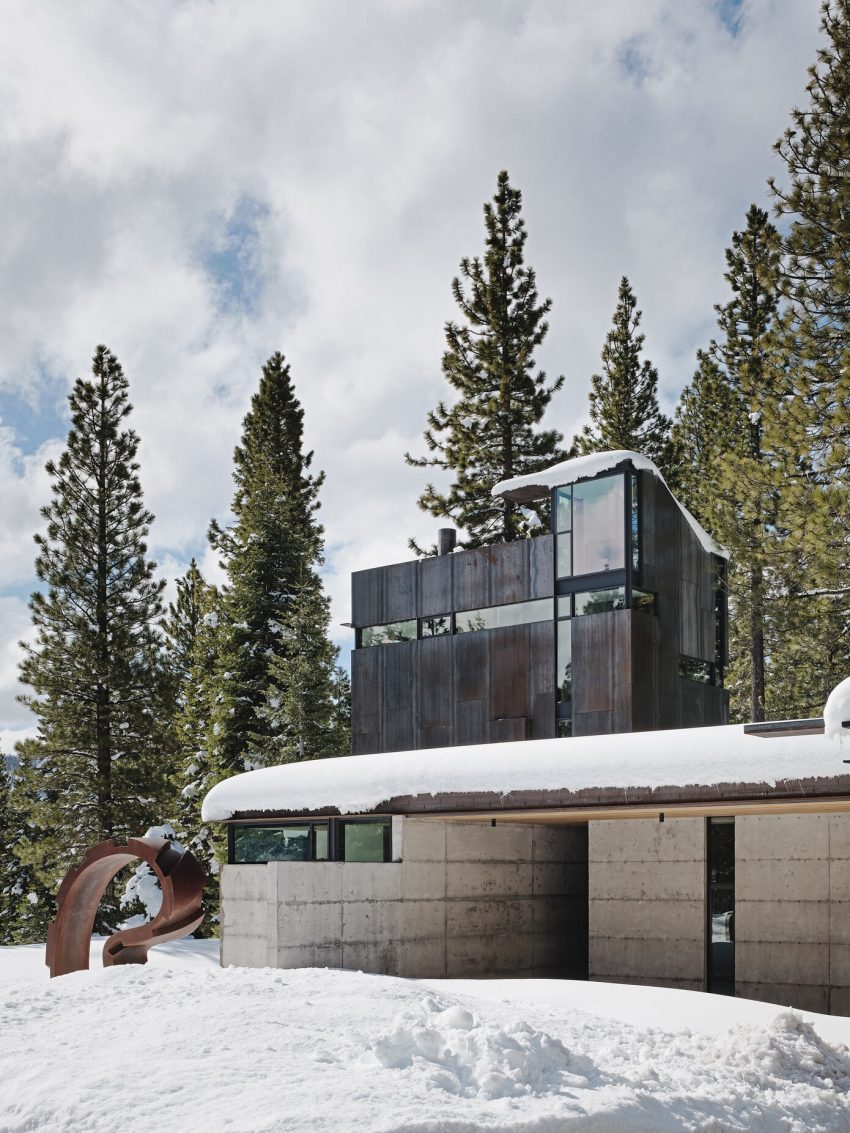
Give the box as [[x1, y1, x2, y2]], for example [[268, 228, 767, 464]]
[[492, 449, 728, 559], [201, 722, 845, 821]]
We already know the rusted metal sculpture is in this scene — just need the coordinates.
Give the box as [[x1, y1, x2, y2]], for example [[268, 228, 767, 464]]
[[46, 835, 205, 978]]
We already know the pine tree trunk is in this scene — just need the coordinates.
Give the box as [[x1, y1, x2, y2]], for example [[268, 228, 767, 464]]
[[750, 564, 766, 723]]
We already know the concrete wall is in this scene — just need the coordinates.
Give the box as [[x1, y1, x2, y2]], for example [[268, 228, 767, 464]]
[[588, 817, 705, 991], [736, 813, 850, 1014], [220, 817, 588, 978]]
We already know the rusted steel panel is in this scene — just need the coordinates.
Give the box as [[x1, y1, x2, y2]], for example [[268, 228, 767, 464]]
[[529, 535, 554, 599], [455, 699, 488, 746], [492, 538, 528, 604], [46, 836, 204, 978], [417, 635, 453, 731], [351, 565, 384, 627], [489, 625, 530, 720], [419, 554, 453, 617], [454, 545, 494, 611], [384, 560, 418, 622], [453, 630, 489, 704]]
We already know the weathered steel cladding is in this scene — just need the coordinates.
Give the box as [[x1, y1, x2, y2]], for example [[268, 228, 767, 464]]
[[351, 537, 555, 755], [351, 472, 727, 755]]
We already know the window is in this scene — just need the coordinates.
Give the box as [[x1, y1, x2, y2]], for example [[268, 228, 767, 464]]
[[556, 619, 572, 704], [632, 588, 655, 614], [419, 614, 451, 637], [230, 818, 391, 864], [233, 823, 318, 863], [631, 472, 640, 571], [574, 587, 627, 616], [454, 598, 551, 634], [707, 818, 735, 995], [340, 819, 391, 862], [679, 655, 718, 685], [361, 620, 416, 647]]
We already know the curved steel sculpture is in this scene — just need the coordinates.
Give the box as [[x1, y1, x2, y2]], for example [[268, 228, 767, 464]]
[[46, 835, 205, 978]]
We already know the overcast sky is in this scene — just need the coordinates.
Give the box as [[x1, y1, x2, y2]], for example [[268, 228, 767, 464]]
[[0, 0, 823, 749]]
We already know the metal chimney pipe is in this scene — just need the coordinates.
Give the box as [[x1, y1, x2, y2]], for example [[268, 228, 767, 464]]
[[437, 528, 457, 556]]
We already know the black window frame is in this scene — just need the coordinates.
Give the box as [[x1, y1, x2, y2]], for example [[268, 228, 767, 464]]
[[228, 817, 393, 864], [707, 816, 735, 995]]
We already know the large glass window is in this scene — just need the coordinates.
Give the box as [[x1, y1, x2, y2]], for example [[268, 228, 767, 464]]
[[708, 818, 735, 995], [455, 598, 551, 633], [420, 614, 451, 637], [574, 587, 627, 616], [572, 474, 625, 575]]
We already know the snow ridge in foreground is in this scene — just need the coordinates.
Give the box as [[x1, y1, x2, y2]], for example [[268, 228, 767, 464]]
[[2, 963, 850, 1132]]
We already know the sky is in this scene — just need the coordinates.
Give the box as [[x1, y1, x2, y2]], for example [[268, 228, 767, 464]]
[[0, 0, 824, 750]]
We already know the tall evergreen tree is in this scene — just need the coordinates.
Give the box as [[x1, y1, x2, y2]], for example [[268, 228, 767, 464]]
[[163, 558, 207, 691], [575, 277, 673, 476], [2, 744, 54, 943], [405, 170, 565, 549], [673, 207, 784, 722], [0, 753, 13, 943], [257, 567, 351, 763], [767, 0, 850, 711], [208, 352, 341, 775], [15, 346, 172, 931]]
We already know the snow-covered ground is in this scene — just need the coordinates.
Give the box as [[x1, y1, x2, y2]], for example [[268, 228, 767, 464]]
[[2, 941, 850, 1132]]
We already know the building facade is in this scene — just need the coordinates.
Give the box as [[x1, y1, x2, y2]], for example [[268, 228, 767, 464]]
[[350, 452, 728, 754]]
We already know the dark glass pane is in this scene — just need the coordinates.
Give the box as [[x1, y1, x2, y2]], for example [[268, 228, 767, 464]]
[[574, 587, 626, 616], [557, 718, 573, 737], [709, 819, 734, 886], [710, 888, 735, 941], [362, 620, 417, 647], [557, 619, 572, 703], [572, 474, 625, 575], [631, 589, 655, 614], [455, 598, 551, 633], [342, 821, 389, 862], [314, 823, 329, 861], [420, 614, 451, 637], [555, 486, 572, 532], [556, 534, 572, 578], [233, 825, 311, 863], [679, 655, 715, 684]]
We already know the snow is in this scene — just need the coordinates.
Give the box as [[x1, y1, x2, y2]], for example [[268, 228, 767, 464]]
[[492, 449, 728, 559], [120, 824, 182, 921], [825, 676, 850, 744], [2, 941, 850, 1131], [202, 721, 845, 820]]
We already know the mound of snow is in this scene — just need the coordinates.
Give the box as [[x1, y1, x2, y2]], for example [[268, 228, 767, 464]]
[[825, 676, 850, 743]]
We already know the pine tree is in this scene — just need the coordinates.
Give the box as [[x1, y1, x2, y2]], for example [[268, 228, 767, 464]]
[[257, 566, 351, 763], [15, 346, 172, 931], [0, 754, 14, 944], [576, 277, 673, 475], [766, 0, 850, 712], [405, 170, 565, 549], [208, 352, 339, 775], [163, 558, 207, 691]]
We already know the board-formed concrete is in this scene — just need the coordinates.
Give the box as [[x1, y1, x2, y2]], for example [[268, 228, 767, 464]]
[[588, 817, 705, 992], [220, 817, 588, 979], [735, 812, 850, 1014]]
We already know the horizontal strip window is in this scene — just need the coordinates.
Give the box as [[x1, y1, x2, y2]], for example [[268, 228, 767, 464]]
[[358, 598, 551, 646], [558, 587, 655, 618], [455, 598, 550, 633], [230, 818, 392, 864], [679, 655, 721, 685]]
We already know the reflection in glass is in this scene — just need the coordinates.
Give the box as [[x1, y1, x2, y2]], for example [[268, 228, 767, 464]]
[[574, 587, 626, 616], [342, 820, 389, 862], [679, 655, 716, 684], [420, 614, 451, 637], [555, 486, 572, 532], [455, 598, 551, 633], [632, 589, 656, 614], [557, 534, 572, 578], [557, 619, 572, 703], [362, 620, 417, 647], [572, 474, 625, 575], [233, 825, 311, 863], [314, 824, 329, 861], [708, 817, 735, 995], [557, 718, 573, 737], [631, 473, 640, 571]]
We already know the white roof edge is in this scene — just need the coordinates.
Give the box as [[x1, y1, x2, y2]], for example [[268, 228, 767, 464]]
[[492, 450, 728, 560], [201, 721, 845, 822]]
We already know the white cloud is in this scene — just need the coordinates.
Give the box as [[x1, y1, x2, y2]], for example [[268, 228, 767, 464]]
[[0, 0, 824, 729]]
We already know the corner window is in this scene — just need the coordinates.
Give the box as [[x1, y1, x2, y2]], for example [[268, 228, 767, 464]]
[[574, 587, 627, 616], [556, 474, 626, 578], [679, 655, 718, 685]]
